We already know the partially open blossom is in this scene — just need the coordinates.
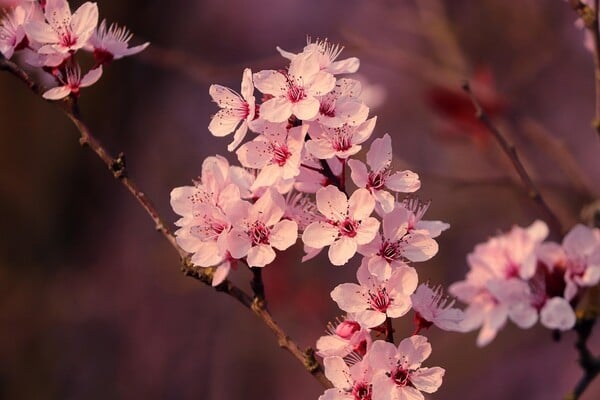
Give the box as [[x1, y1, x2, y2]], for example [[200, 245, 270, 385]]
[[348, 134, 420, 213], [86, 19, 149, 64], [411, 283, 464, 332], [42, 64, 102, 100], [209, 68, 256, 151], [366, 336, 445, 400], [278, 37, 360, 75], [331, 259, 417, 328], [316, 315, 371, 358], [253, 52, 335, 123], [303, 186, 380, 266], [25, 0, 98, 55]]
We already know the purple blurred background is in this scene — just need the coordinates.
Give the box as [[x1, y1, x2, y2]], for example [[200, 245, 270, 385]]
[[1, 0, 599, 399]]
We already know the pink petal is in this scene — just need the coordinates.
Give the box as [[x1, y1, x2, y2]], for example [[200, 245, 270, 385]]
[[211, 261, 231, 287], [292, 97, 320, 120], [348, 188, 375, 221], [24, 20, 59, 44], [79, 66, 103, 88], [208, 108, 242, 137], [355, 309, 386, 328], [354, 217, 380, 245], [240, 68, 254, 101], [316, 185, 348, 221], [42, 85, 71, 100], [397, 335, 432, 367], [70, 2, 98, 43], [247, 244, 276, 267], [410, 367, 445, 394], [253, 69, 287, 96], [402, 234, 438, 262], [209, 84, 244, 108], [328, 236, 358, 266], [288, 52, 320, 82], [329, 57, 360, 74], [226, 229, 251, 259], [303, 221, 338, 249], [385, 170, 420, 193], [227, 122, 248, 152], [305, 139, 337, 159], [236, 139, 270, 168], [307, 70, 336, 96], [260, 97, 293, 123], [323, 356, 352, 391], [269, 219, 298, 251], [331, 283, 366, 312], [366, 134, 392, 172], [540, 297, 576, 330]]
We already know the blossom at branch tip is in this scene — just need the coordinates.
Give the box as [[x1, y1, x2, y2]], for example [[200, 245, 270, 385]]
[[277, 37, 360, 75], [42, 64, 102, 100], [253, 52, 336, 123], [25, 0, 98, 55], [85, 19, 149, 64], [349, 134, 420, 214], [302, 186, 380, 266], [331, 259, 417, 328], [365, 336, 444, 400], [208, 68, 256, 151]]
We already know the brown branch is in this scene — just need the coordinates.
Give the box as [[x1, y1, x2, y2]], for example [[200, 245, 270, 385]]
[[462, 82, 564, 237], [568, 0, 600, 139], [0, 53, 331, 390], [565, 314, 600, 400]]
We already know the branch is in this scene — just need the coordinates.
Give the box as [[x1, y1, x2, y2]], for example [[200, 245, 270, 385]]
[[462, 82, 564, 237], [565, 314, 600, 400], [0, 53, 331, 390], [568, 0, 600, 139]]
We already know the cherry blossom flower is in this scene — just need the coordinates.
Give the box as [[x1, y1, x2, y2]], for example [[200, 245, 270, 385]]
[[398, 197, 450, 238], [359, 206, 440, 279], [316, 315, 372, 358], [366, 336, 445, 400], [253, 52, 336, 123], [330, 259, 417, 328], [302, 186, 380, 266], [320, 356, 374, 400], [537, 224, 600, 301], [42, 64, 102, 100], [208, 68, 256, 151], [411, 283, 464, 332], [236, 122, 306, 191], [348, 134, 420, 213], [226, 189, 298, 267], [277, 37, 360, 75], [305, 117, 377, 160], [86, 19, 149, 64], [25, 0, 98, 55], [0, 3, 33, 59], [311, 78, 369, 128]]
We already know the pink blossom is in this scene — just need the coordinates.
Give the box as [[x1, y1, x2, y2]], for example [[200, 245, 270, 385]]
[[208, 68, 256, 151], [0, 3, 35, 59], [42, 64, 102, 100], [302, 186, 380, 266], [305, 117, 377, 160], [330, 259, 417, 328], [348, 134, 420, 213], [316, 315, 372, 358], [398, 197, 450, 238], [311, 78, 369, 128], [253, 52, 336, 123], [236, 122, 306, 191], [277, 37, 360, 75], [226, 189, 298, 267], [537, 224, 600, 301], [320, 356, 374, 400], [359, 206, 440, 279], [85, 19, 149, 64], [25, 0, 98, 55], [366, 336, 445, 400], [411, 283, 464, 332]]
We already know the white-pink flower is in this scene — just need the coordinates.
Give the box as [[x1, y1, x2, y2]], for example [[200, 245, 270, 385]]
[[320, 356, 374, 400], [537, 224, 600, 301], [253, 52, 335, 123], [359, 205, 440, 279], [236, 122, 306, 191], [226, 189, 298, 267], [311, 78, 369, 128], [42, 64, 102, 100], [86, 19, 149, 64], [277, 38, 360, 75], [366, 336, 445, 400], [316, 315, 371, 358], [348, 134, 420, 213], [0, 3, 33, 59], [330, 259, 417, 328], [25, 0, 98, 55], [306, 117, 376, 160], [302, 186, 380, 266], [411, 283, 464, 332], [208, 68, 256, 151]]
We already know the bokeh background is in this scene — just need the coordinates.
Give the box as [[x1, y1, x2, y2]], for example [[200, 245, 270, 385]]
[[1, 0, 599, 399]]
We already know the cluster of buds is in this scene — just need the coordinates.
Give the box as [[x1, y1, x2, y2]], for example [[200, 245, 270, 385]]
[[170, 38, 467, 399], [0, 0, 148, 99], [450, 221, 600, 346]]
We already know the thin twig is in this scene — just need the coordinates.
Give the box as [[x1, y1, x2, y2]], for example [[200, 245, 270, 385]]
[[564, 315, 600, 400], [385, 317, 394, 343], [568, 0, 600, 139], [0, 53, 331, 390], [462, 81, 564, 237]]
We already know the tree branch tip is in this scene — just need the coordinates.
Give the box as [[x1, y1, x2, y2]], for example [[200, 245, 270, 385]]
[[110, 153, 127, 179]]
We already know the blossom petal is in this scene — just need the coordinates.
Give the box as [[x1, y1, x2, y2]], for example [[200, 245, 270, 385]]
[[269, 220, 298, 251], [540, 297, 576, 330], [316, 185, 347, 221], [79, 66, 103, 88], [303, 221, 338, 248], [247, 244, 276, 267], [410, 367, 445, 394], [209, 108, 241, 137], [366, 134, 392, 172], [323, 356, 352, 391], [329, 237, 358, 266], [354, 217, 380, 245], [209, 84, 244, 108], [385, 170, 420, 193], [398, 335, 431, 368], [70, 2, 99, 42], [260, 97, 293, 123], [348, 188, 375, 221], [347, 159, 369, 188], [42, 86, 71, 100], [331, 283, 367, 313], [253, 69, 287, 96]]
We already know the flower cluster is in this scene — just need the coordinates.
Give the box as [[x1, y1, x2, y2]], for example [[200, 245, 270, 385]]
[[450, 221, 600, 346], [0, 0, 148, 99], [171, 38, 464, 398]]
